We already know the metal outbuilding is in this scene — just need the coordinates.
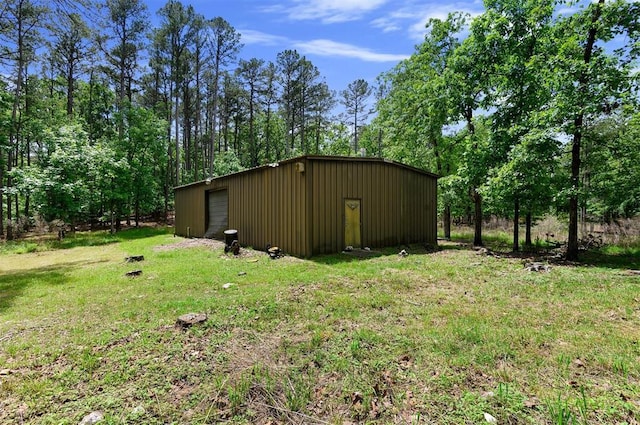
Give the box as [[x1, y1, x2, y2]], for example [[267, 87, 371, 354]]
[[174, 155, 438, 257]]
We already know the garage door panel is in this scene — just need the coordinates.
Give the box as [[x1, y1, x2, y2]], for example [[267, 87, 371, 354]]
[[205, 190, 228, 239]]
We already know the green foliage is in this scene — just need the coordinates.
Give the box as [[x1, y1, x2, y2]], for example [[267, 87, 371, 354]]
[[323, 122, 353, 156], [119, 107, 169, 220], [1, 0, 638, 241], [375, 11, 467, 173], [584, 112, 640, 220], [77, 77, 116, 142], [213, 150, 243, 177], [483, 129, 562, 218], [11, 125, 96, 224], [374, 0, 639, 251]]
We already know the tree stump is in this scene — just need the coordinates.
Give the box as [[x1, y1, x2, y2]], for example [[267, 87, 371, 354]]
[[125, 255, 145, 263], [524, 262, 551, 272], [175, 313, 207, 329]]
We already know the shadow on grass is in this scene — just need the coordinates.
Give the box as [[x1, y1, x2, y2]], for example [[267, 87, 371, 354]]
[[2, 226, 171, 254], [0, 259, 110, 313], [451, 236, 640, 271], [309, 237, 640, 270], [309, 243, 447, 265], [577, 249, 640, 270]]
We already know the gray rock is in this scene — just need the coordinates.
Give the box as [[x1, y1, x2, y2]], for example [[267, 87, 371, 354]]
[[79, 411, 104, 425], [524, 262, 551, 272], [175, 313, 207, 329], [131, 405, 145, 416]]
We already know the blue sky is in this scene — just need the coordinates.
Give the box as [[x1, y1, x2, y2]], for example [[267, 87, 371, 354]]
[[144, 0, 486, 94]]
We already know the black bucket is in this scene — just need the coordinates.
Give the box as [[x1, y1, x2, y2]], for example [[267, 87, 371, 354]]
[[224, 229, 238, 246]]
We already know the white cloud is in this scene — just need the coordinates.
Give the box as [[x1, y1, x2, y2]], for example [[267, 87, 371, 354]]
[[293, 39, 410, 62], [239, 29, 288, 46], [370, 17, 402, 33], [238, 28, 409, 63], [267, 0, 389, 24], [368, 2, 483, 42]]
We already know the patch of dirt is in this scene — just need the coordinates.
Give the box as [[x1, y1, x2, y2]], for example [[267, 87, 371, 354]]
[[154, 238, 226, 251], [154, 238, 262, 258]]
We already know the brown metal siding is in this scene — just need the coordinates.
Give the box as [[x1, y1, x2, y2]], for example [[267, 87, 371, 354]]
[[224, 161, 309, 257], [174, 183, 207, 237], [175, 156, 436, 257], [309, 158, 436, 254]]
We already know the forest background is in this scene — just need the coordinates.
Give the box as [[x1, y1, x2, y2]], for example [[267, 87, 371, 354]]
[[0, 0, 638, 260]]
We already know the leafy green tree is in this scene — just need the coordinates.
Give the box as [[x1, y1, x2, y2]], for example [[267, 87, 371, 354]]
[[155, 0, 199, 185], [86, 141, 129, 232], [0, 0, 48, 239], [308, 80, 335, 155], [0, 83, 12, 237], [120, 107, 168, 226], [551, 0, 640, 259], [99, 0, 148, 137], [323, 122, 352, 156], [77, 72, 116, 143], [48, 11, 92, 117], [444, 16, 495, 246], [212, 150, 243, 177], [237, 58, 265, 167], [295, 57, 321, 153], [583, 112, 640, 222], [12, 125, 94, 226], [260, 61, 280, 161], [472, 0, 555, 250], [276, 49, 301, 155], [341, 78, 372, 154], [205, 16, 242, 176], [483, 129, 562, 249]]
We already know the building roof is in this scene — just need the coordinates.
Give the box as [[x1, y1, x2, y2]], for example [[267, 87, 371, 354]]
[[174, 155, 439, 191]]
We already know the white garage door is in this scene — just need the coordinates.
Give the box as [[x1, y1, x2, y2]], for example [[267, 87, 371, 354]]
[[205, 190, 228, 239]]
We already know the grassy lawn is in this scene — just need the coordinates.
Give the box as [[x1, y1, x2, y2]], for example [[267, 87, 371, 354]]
[[1, 227, 639, 424]]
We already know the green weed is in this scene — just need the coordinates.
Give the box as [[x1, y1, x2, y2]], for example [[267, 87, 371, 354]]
[[547, 395, 577, 425]]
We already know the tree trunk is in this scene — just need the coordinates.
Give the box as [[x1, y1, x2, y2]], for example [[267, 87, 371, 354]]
[[473, 191, 482, 246], [135, 198, 140, 227], [443, 204, 451, 240], [525, 211, 532, 247], [566, 0, 603, 261], [175, 91, 180, 185], [465, 108, 481, 247], [67, 70, 74, 116], [513, 197, 520, 252], [266, 106, 272, 160], [209, 63, 220, 177]]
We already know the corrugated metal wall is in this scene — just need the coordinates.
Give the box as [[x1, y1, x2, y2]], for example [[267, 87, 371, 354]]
[[174, 182, 207, 238], [225, 161, 308, 256], [174, 156, 437, 257], [174, 161, 309, 255], [308, 158, 437, 255]]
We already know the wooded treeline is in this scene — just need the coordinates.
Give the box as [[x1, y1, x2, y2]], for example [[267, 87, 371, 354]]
[[0, 0, 371, 240], [0, 0, 638, 260], [367, 0, 640, 259]]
